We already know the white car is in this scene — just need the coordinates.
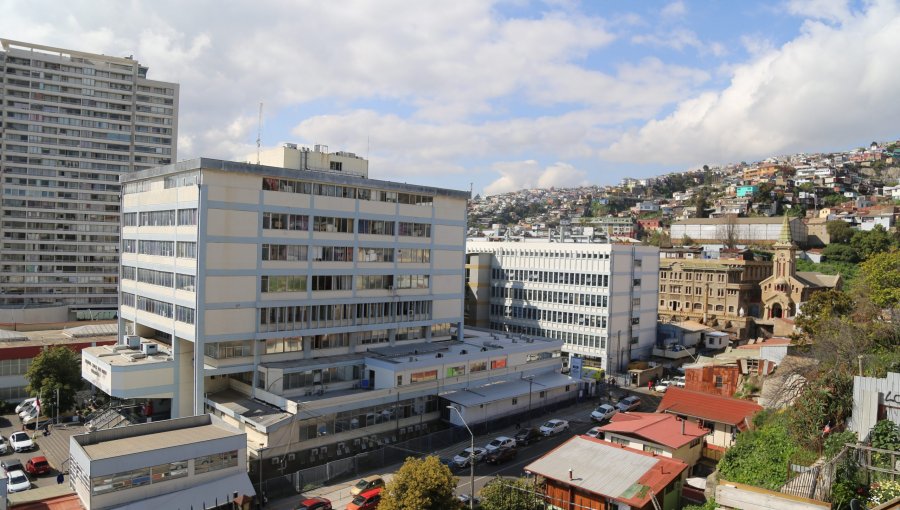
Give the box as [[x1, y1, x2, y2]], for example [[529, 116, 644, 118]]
[[616, 396, 642, 413], [585, 426, 602, 438], [0, 435, 7, 455], [9, 432, 34, 453], [671, 376, 686, 388], [15, 398, 36, 414], [654, 380, 672, 393], [452, 447, 486, 468], [484, 436, 516, 453], [539, 419, 569, 436], [18, 404, 38, 421], [6, 469, 30, 493], [590, 404, 618, 423]]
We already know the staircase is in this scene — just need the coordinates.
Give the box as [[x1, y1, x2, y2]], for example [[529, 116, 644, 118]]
[[85, 407, 137, 431]]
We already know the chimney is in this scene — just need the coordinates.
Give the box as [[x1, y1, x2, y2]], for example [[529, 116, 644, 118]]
[[682, 418, 685, 436]]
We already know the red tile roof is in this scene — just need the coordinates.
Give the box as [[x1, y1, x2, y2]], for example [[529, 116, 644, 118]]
[[656, 387, 763, 427], [599, 412, 708, 449]]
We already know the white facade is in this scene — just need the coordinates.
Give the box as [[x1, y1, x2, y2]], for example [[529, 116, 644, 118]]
[[465, 241, 660, 373], [85, 158, 469, 418], [0, 39, 178, 312]]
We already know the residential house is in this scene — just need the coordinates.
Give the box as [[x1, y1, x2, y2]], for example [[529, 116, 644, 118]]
[[525, 435, 688, 510], [597, 412, 707, 471], [657, 387, 763, 460]]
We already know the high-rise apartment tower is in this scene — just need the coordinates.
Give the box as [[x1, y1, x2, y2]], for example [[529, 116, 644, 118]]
[[0, 39, 178, 315]]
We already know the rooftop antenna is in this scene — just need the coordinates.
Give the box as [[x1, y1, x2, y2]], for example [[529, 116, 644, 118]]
[[256, 102, 263, 165]]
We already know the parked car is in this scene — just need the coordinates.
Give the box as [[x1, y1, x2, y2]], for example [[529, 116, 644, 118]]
[[9, 433, 33, 454], [18, 405, 38, 421], [6, 469, 30, 493], [539, 419, 569, 436], [484, 436, 516, 453], [350, 475, 385, 496], [514, 427, 543, 446], [346, 487, 382, 510], [452, 447, 486, 468], [15, 398, 36, 414], [25, 456, 50, 476], [1, 458, 24, 474], [458, 494, 480, 507], [585, 426, 602, 438], [671, 376, 686, 388], [0, 435, 7, 455], [654, 380, 672, 393], [485, 446, 518, 465], [296, 497, 332, 510], [616, 396, 642, 413], [590, 404, 617, 423]]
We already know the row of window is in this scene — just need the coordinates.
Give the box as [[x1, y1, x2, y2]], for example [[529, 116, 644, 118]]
[[258, 301, 432, 332], [122, 240, 196, 258], [262, 245, 431, 264], [263, 213, 431, 238], [491, 304, 609, 328], [493, 268, 612, 287], [128, 294, 194, 324], [660, 285, 726, 297], [660, 270, 730, 282], [121, 267, 194, 291], [491, 287, 609, 308], [494, 322, 640, 349], [90, 451, 237, 496], [476, 249, 617, 260], [262, 177, 434, 206]]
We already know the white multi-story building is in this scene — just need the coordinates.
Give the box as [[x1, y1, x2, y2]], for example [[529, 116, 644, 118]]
[[0, 39, 178, 315], [80, 158, 575, 474], [465, 241, 660, 373]]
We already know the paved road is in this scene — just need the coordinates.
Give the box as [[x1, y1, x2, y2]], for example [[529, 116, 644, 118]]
[[268, 386, 662, 509]]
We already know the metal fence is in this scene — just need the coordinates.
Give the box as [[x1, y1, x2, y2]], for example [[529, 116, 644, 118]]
[[779, 443, 900, 503], [255, 396, 578, 499]]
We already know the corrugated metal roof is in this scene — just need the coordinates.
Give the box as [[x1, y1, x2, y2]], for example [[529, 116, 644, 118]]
[[524, 436, 687, 506], [657, 387, 762, 426], [600, 412, 707, 449]]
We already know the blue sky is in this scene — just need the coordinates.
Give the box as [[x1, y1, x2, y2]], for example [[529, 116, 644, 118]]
[[3, 0, 898, 195]]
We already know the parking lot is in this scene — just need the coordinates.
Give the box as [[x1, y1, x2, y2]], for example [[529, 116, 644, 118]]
[[0, 412, 83, 491]]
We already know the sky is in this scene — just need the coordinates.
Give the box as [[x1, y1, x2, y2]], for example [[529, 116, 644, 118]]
[[3, 0, 899, 196]]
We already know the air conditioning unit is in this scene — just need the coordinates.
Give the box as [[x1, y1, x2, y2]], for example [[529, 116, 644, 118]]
[[123, 335, 141, 349], [141, 343, 158, 355]]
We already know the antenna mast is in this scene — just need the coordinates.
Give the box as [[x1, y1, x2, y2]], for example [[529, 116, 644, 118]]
[[256, 102, 263, 164]]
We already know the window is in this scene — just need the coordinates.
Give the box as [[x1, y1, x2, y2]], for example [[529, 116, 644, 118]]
[[263, 212, 308, 231], [490, 359, 507, 369], [175, 305, 195, 324], [311, 275, 353, 291], [715, 375, 723, 388], [398, 222, 431, 237], [313, 216, 354, 233], [176, 241, 196, 259], [262, 244, 307, 261], [139, 210, 175, 226], [177, 208, 197, 225], [358, 247, 394, 262], [398, 248, 430, 263], [358, 219, 395, 235], [123, 212, 137, 226], [264, 337, 303, 354], [194, 451, 238, 474], [512, 398, 518, 405], [469, 361, 487, 373], [138, 268, 174, 288], [176, 273, 195, 291], [312, 246, 354, 262], [633, 278, 642, 287], [139, 240, 174, 256], [205, 341, 252, 359], [136, 296, 173, 319], [446, 365, 465, 377], [261, 275, 307, 293], [410, 370, 437, 383]]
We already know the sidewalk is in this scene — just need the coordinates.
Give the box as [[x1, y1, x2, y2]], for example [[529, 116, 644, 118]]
[[265, 396, 604, 510]]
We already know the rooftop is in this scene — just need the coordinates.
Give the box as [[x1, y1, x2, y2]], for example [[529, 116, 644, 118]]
[[599, 412, 707, 449], [524, 436, 688, 508], [73, 414, 242, 461], [121, 158, 470, 199], [0, 323, 117, 348], [441, 372, 574, 407], [656, 387, 763, 427]]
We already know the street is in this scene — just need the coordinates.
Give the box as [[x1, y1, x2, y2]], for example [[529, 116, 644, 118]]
[[267, 386, 662, 509]]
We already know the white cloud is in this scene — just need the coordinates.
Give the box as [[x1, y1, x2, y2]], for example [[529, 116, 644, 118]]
[[484, 160, 588, 195], [786, 0, 850, 23], [605, 0, 900, 166], [661, 1, 687, 18], [631, 28, 727, 57]]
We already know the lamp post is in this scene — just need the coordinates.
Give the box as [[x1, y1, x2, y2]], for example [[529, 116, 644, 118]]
[[447, 405, 475, 510], [525, 375, 535, 424]]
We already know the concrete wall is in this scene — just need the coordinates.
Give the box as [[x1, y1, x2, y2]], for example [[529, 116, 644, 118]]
[[716, 480, 829, 510]]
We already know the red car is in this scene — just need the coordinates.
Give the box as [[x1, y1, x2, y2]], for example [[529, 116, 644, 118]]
[[25, 456, 50, 476], [347, 487, 382, 510], [296, 497, 332, 510]]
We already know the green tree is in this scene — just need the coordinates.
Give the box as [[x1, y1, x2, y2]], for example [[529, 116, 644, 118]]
[[693, 187, 710, 218], [853, 225, 895, 260], [480, 477, 543, 510], [858, 250, 900, 309], [796, 289, 855, 340], [822, 243, 859, 263], [826, 220, 854, 244], [379, 456, 460, 510], [718, 412, 808, 490], [25, 345, 83, 417]]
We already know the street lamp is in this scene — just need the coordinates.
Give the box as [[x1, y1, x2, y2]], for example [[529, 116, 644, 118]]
[[524, 375, 535, 424], [447, 405, 475, 510]]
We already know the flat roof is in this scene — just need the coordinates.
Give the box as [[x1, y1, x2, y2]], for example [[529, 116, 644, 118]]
[[121, 158, 471, 199], [0, 323, 117, 348], [442, 372, 574, 407], [80, 423, 237, 460]]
